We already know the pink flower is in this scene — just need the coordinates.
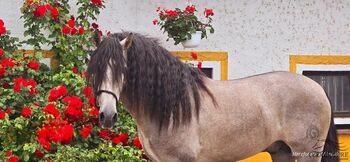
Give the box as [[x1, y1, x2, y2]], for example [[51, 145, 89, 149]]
[[152, 19, 158, 25]]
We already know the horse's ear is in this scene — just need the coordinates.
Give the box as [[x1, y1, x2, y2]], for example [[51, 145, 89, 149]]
[[120, 33, 134, 50]]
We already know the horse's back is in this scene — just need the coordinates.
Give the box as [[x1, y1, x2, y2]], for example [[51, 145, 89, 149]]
[[197, 71, 332, 161]]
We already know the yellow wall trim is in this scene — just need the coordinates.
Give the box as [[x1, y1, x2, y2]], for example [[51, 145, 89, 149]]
[[289, 55, 350, 73], [172, 51, 228, 80]]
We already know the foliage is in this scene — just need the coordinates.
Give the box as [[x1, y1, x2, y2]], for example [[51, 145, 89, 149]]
[[154, 5, 215, 45], [0, 0, 148, 161]]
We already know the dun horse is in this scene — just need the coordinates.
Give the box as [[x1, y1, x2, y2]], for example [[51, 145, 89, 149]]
[[87, 32, 339, 162]]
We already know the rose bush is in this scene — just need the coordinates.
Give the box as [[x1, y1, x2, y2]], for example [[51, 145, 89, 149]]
[[0, 0, 148, 161]]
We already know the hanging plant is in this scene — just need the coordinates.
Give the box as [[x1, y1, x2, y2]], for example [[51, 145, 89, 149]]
[[153, 5, 215, 45]]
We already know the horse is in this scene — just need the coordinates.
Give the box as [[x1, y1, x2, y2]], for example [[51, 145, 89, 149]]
[[87, 32, 339, 162]]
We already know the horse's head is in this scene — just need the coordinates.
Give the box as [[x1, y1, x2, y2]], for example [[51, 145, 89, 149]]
[[87, 32, 133, 128]]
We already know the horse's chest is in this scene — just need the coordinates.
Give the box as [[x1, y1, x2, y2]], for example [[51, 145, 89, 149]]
[[139, 133, 162, 162]]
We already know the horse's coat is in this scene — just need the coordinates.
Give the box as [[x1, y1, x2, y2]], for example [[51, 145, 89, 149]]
[[87, 32, 339, 162]]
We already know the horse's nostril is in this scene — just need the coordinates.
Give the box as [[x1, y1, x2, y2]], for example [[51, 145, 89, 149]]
[[99, 113, 105, 121], [113, 113, 118, 122]]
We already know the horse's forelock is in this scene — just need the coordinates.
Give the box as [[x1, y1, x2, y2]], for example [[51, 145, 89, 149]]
[[87, 35, 126, 94]]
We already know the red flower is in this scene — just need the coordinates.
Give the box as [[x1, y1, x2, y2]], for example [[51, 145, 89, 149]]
[[33, 5, 47, 17], [197, 62, 202, 71], [43, 103, 60, 118], [5, 107, 12, 114], [60, 124, 74, 144], [72, 67, 79, 74], [45, 4, 51, 10], [91, 0, 102, 6], [34, 149, 44, 158], [80, 125, 93, 138], [63, 96, 84, 121], [99, 130, 111, 139], [27, 60, 40, 71], [83, 86, 93, 97], [0, 48, 4, 57], [0, 110, 5, 119], [68, 19, 75, 28], [91, 22, 99, 29], [8, 156, 19, 162], [0, 67, 6, 77], [191, 52, 198, 60], [51, 7, 59, 20], [89, 96, 95, 106], [0, 19, 3, 26], [88, 106, 99, 117], [152, 19, 158, 25], [79, 27, 85, 35], [185, 5, 196, 13], [164, 9, 179, 17], [204, 8, 214, 18], [0, 58, 15, 67], [21, 106, 32, 118], [112, 136, 121, 145], [119, 132, 129, 145], [48, 85, 67, 101], [0, 26, 6, 35], [2, 82, 10, 88], [61, 26, 71, 35], [133, 137, 142, 149], [71, 27, 78, 35], [6, 151, 12, 156]]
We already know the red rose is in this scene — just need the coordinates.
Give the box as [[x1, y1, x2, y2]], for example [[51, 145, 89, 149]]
[[33, 5, 47, 17], [99, 130, 111, 139], [83, 86, 93, 97], [0, 110, 6, 119], [61, 26, 71, 35], [80, 125, 93, 138], [21, 106, 32, 118], [60, 124, 74, 144], [164, 9, 179, 17], [204, 8, 214, 18], [119, 132, 129, 145], [79, 27, 85, 35], [8, 156, 19, 162], [51, 7, 59, 20], [112, 136, 121, 145], [68, 19, 75, 28], [2, 82, 10, 88], [0, 67, 6, 77], [6, 151, 12, 156], [43, 103, 60, 118], [0, 19, 3, 26], [191, 52, 198, 60], [197, 62, 202, 71], [133, 137, 142, 149], [91, 0, 102, 6], [34, 149, 44, 158], [72, 67, 79, 74], [48, 85, 67, 101], [0, 58, 15, 67], [0, 48, 4, 57], [152, 19, 158, 25], [89, 96, 95, 106], [71, 27, 78, 35], [88, 106, 99, 117], [27, 60, 40, 71], [5, 107, 12, 114], [185, 5, 196, 13], [0, 26, 6, 35], [45, 4, 51, 10], [91, 22, 99, 29]]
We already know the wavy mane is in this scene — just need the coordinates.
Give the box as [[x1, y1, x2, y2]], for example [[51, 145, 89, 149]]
[[87, 32, 215, 130]]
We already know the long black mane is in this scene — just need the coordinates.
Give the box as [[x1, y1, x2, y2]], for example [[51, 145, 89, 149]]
[[87, 32, 214, 130]]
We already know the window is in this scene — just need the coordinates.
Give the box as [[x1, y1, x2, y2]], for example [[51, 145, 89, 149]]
[[303, 71, 350, 114]]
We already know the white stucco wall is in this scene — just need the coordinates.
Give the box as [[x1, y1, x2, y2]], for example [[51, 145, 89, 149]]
[[1, 0, 350, 79]]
